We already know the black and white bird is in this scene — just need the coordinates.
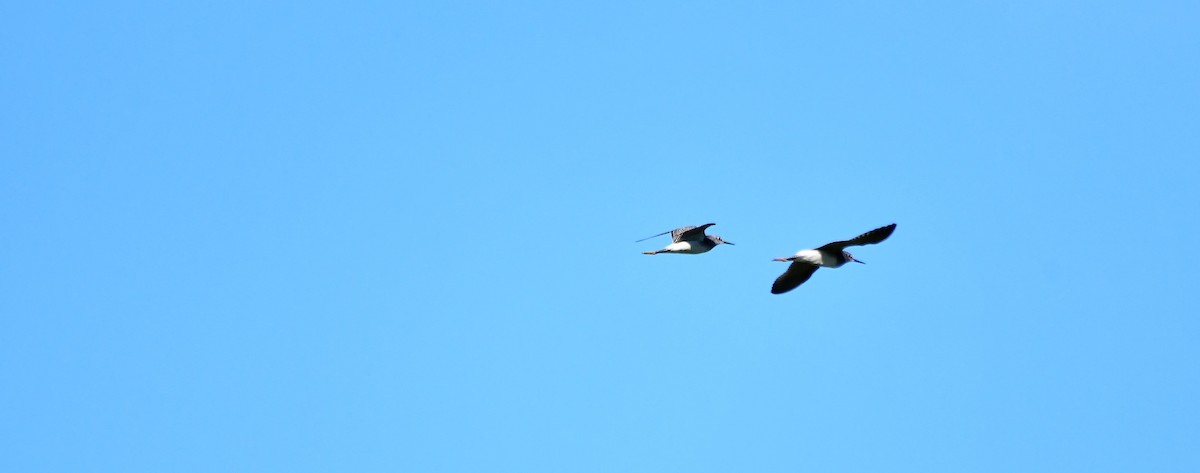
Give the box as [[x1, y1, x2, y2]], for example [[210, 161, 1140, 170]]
[[770, 224, 896, 294], [638, 223, 734, 255]]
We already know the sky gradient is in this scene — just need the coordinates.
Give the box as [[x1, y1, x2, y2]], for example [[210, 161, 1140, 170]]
[[3, 1, 1199, 472]]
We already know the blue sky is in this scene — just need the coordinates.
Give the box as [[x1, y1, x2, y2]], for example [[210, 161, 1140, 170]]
[[3, 1, 1199, 471]]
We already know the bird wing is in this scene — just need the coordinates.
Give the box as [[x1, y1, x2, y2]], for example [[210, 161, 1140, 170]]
[[674, 223, 715, 243], [771, 262, 819, 294], [635, 229, 676, 243], [636, 224, 711, 243], [817, 223, 897, 252]]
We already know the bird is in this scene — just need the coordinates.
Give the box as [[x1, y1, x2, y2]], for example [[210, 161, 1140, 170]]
[[638, 223, 734, 255], [770, 223, 896, 294]]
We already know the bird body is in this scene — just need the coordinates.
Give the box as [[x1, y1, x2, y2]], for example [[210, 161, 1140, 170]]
[[658, 239, 716, 254], [639, 223, 734, 255], [771, 224, 896, 294], [786, 249, 843, 268]]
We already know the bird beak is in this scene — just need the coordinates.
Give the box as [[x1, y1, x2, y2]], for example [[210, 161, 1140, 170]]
[[724, 241, 735, 245], [852, 258, 865, 264], [772, 257, 789, 262]]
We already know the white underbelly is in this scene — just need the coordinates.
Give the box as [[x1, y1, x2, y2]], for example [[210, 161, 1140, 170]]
[[793, 249, 833, 266], [667, 241, 709, 254]]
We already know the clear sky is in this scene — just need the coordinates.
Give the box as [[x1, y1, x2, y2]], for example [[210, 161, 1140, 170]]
[[3, 1, 1199, 472]]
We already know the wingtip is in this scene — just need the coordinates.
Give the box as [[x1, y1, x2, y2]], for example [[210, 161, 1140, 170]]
[[881, 223, 898, 238]]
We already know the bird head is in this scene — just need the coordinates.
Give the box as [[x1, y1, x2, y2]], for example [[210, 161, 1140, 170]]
[[710, 235, 734, 246], [844, 251, 865, 264]]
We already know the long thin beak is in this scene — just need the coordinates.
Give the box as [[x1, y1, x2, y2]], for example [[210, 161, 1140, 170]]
[[724, 241, 735, 245], [852, 258, 866, 264], [772, 257, 790, 262]]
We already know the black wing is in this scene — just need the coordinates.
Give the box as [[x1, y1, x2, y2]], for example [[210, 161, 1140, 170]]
[[674, 223, 715, 243], [817, 223, 896, 252], [771, 262, 820, 294]]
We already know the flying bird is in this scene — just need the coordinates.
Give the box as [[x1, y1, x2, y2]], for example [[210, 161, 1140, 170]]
[[770, 223, 896, 294], [638, 223, 734, 255]]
